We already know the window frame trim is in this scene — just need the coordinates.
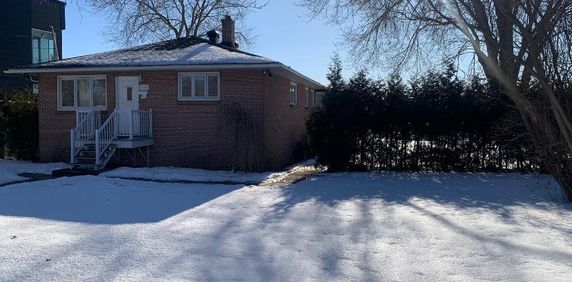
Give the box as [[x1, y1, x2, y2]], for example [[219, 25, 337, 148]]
[[305, 87, 310, 108], [178, 72, 221, 101], [289, 82, 298, 106], [31, 28, 56, 64], [311, 89, 316, 106], [57, 75, 107, 111]]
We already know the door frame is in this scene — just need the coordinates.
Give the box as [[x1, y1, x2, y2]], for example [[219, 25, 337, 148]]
[[115, 76, 140, 137], [115, 76, 140, 110]]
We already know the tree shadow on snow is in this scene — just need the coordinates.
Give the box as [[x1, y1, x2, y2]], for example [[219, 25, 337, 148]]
[[0, 175, 241, 224], [268, 172, 567, 221], [260, 172, 572, 277]]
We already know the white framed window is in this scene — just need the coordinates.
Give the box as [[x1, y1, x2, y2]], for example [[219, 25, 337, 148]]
[[178, 72, 220, 101], [305, 87, 309, 108], [289, 82, 297, 106], [315, 91, 324, 106], [57, 75, 107, 111], [311, 89, 316, 106]]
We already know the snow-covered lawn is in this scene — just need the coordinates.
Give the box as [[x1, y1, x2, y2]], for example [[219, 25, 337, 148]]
[[0, 159, 68, 185], [0, 173, 571, 281]]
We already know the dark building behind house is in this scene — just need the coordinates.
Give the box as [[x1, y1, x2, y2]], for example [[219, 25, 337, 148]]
[[0, 0, 66, 91]]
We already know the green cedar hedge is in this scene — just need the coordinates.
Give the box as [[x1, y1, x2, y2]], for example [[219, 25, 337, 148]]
[[0, 90, 39, 160], [308, 62, 539, 172]]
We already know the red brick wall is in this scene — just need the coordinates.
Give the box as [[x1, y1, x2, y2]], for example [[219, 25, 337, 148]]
[[263, 75, 315, 169], [38, 70, 267, 170], [138, 70, 266, 169], [38, 69, 314, 170]]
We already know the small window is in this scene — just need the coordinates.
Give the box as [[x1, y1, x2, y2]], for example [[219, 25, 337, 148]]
[[290, 82, 297, 106], [311, 89, 316, 106], [305, 87, 309, 108], [57, 76, 107, 111], [93, 79, 106, 107], [76, 79, 91, 107], [178, 73, 220, 100], [194, 75, 206, 97], [32, 29, 56, 64], [126, 87, 133, 101], [60, 79, 75, 108], [181, 76, 192, 98], [315, 91, 324, 106], [208, 75, 219, 97]]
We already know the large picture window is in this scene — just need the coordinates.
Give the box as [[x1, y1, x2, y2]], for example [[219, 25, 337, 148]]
[[57, 76, 107, 111], [178, 72, 220, 101], [32, 29, 56, 64]]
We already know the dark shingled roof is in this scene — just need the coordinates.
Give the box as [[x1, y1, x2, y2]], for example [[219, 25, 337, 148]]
[[22, 36, 278, 69]]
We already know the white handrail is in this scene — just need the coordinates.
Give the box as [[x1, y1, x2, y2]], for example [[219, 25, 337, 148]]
[[72, 109, 153, 167], [71, 109, 100, 163], [96, 110, 118, 166]]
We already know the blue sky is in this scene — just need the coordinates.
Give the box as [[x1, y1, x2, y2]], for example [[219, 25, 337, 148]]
[[63, 1, 356, 85]]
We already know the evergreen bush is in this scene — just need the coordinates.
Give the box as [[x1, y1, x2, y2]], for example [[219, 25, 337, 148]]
[[0, 90, 39, 160], [308, 59, 539, 172]]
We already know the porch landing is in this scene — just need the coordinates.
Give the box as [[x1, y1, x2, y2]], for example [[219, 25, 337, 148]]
[[115, 136, 155, 148]]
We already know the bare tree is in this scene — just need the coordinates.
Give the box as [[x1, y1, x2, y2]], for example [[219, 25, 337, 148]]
[[302, 0, 572, 200], [85, 0, 267, 46]]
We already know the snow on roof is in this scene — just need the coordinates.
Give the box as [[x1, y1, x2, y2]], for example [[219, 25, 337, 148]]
[[25, 37, 278, 69]]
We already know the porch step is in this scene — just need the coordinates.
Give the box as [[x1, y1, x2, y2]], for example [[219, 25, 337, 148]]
[[82, 144, 96, 150], [75, 157, 96, 164], [78, 150, 96, 158], [72, 144, 117, 170], [71, 108, 153, 171]]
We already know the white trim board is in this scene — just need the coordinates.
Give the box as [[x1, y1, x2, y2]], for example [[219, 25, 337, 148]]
[[5, 63, 326, 89]]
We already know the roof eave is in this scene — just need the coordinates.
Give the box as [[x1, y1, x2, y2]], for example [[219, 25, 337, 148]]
[[4, 63, 282, 74], [4, 62, 325, 89], [275, 64, 326, 90]]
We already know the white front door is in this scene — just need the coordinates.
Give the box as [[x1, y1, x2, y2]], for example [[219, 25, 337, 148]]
[[116, 76, 140, 137]]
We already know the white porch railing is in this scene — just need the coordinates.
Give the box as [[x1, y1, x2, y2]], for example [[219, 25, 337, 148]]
[[70, 108, 153, 168], [95, 110, 119, 166], [70, 109, 101, 163], [74, 110, 101, 141], [131, 110, 153, 138]]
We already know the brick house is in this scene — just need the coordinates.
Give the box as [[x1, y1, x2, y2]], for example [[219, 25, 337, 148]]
[[6, 16, 325, 171]]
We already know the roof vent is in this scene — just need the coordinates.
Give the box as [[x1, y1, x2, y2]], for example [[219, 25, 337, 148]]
[[206, 29, 220, 44]]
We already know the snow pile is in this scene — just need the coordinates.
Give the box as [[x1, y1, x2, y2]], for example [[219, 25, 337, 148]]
[[0, 160, 68, 185], [102, 160, 319, 185], [261, 159, 321, 185], [0, 173, 571, 281], [101, 166, 275, 184]]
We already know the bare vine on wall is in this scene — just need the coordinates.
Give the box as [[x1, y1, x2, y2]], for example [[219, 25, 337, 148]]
[[221, 103, 262, 171]]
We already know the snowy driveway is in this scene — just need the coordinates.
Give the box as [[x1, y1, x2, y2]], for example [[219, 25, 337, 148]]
[[0, 160, 68, 186], [0, 173, 571, 281]]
